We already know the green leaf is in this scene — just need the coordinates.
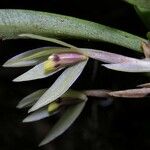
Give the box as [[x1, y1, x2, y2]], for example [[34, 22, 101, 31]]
[[29, 60, 88, 113], [3, 47, 76, 67], [103, 59, 150, 72], [13, 62, 64, 82], [17, 89, 47, 109], [39, 101, 86, 146], [23, 107, 59, 122], [125, 0, 150, 9], [0, 9, 147, 52]]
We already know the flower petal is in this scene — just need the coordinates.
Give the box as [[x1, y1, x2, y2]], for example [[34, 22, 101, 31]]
[[137, 82, 150, 88], [19, 34, 80, 51], [3, 47, 76, 67], [23, 107, 59, 123], [13, 62, 64, 82], [102, 59, 150, 72], [39, 100, 86, 146], [28, 60, 88, 113], [80, 48, 136, 63], [109, 88, 150, 98], [17, 89, 47, 109]]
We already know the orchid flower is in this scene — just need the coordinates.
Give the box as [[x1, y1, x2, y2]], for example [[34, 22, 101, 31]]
[[3, 33, 150, 146]]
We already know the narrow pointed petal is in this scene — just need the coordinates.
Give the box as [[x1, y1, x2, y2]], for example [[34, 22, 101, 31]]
[[137, 82, 150, 88], [23, 107, 59, 123], [39, 101, 86, 146], [13, 62, 63, 82], [17, 89, 47, 109], [19, 34, 80, 51], [109, 88, 150, 98], [79, 48, 137, 64], [3, 47, 76, 67], [102, 59, 150, 72], [29, 60, 88, 113], [3, 47, 50, 67]]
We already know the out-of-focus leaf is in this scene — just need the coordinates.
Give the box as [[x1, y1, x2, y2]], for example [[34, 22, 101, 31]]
[[29, 60, 88, 113], [17, 89, 47, 109], [125, 0, 150, 9], [23, 107, 59, 123], [137, 82, 150, 88], [80, 48, 137, 63], [103, 59, 150, 72], [135, 6, 150, 30], [13, 62, 63, 82], [3, 47, 76, 67], [109, 88, 150, 98], [39, 101, 86, 146], [147, 32, 150, 40], [0, 9, 146, 52]]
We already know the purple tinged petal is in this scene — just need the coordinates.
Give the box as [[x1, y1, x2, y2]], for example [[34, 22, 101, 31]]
[[109, 88, 150, 98], [102, 59, 150, 72], [79, 48, 137, 64], [137, 82, 150, 88]]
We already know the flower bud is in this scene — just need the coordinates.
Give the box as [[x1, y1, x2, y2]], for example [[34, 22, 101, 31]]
[[44, 52, 87, 73], [48, 101, 60, 113]]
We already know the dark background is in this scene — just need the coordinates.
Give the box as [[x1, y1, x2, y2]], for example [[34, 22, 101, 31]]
[[0, 0, 150, 150]]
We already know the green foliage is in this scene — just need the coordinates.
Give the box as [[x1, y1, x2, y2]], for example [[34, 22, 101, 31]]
[[125, 0, 150, 9], [0, 9, 147, 52], [135, 6, 150, 29], [125, 0, 150, 29]]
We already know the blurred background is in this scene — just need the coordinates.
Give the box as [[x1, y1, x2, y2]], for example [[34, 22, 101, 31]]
[[0, 0, 150, 150]]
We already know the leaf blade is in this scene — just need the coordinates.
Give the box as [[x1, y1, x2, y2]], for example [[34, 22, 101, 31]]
[[0, 9, 146, 52]]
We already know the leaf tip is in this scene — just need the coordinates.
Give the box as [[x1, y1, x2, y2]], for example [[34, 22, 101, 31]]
[[16, 103, 22, 109]]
